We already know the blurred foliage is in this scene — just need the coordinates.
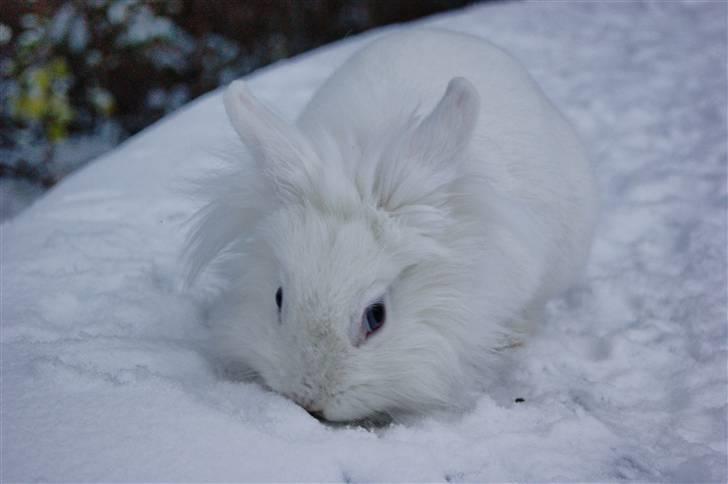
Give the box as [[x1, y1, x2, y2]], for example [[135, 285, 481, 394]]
[[0, 0, 476, 189], [13, 57, 74, 141]]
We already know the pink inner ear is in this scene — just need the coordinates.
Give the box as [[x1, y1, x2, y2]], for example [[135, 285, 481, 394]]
[[394, 76, 479, 180], [446, 77, 479, 110], [421, 77, 480, 145]]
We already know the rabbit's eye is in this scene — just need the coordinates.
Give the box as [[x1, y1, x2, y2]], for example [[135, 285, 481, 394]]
[[363, 299, 386, 336], [275, 287, 283, 311]]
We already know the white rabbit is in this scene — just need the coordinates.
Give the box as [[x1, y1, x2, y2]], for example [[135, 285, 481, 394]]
[[185, 29, 598, 422]]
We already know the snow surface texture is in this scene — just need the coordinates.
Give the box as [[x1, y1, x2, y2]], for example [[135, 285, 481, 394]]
[[3, 1, 726, 481]]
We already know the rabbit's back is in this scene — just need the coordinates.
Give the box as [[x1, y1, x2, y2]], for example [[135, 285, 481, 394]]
[[299, 29, 544, 143]]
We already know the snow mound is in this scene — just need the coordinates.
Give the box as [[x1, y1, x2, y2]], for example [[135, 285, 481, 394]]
[[3, 1, 726, 481]]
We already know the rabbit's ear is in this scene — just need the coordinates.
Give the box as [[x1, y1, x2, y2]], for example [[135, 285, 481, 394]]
[[224, 81, 318, 201], [413, 77, 480, 164], [375, 78, 480, 215]]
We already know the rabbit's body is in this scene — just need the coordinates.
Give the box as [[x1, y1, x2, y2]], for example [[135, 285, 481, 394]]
[[187, 29, 597, 421], [299, 30, 597, 325]]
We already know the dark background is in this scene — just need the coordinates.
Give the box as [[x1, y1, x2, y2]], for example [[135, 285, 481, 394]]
[[0, 0, 481, 211]]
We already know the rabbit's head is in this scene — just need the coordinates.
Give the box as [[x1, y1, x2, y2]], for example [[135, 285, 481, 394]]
[[193, 78, 489, 421]]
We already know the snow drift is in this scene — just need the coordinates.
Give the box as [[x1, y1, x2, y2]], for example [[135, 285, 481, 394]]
[[2, 1, 726, 481]]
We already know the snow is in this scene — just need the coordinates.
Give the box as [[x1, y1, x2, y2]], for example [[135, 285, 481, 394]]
[[2, 0, 726, 481]]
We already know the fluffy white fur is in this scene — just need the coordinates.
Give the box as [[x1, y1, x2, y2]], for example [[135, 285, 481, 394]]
[[184, 29, 598, 422]]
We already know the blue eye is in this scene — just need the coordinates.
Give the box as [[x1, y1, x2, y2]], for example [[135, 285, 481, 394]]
[[363, 299, 386, 336]]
